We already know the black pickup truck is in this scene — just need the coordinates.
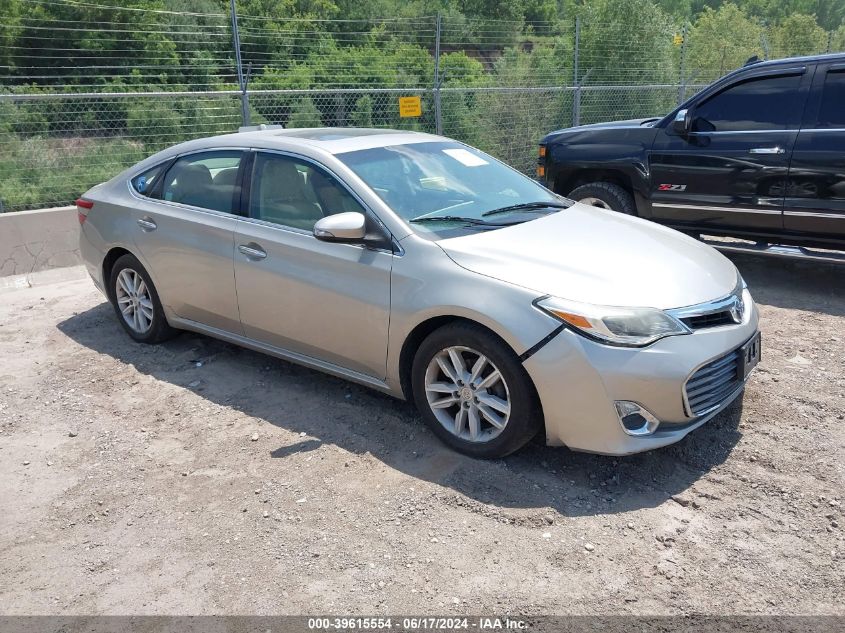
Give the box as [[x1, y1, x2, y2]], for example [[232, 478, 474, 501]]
[[538, 53, 845, 252]]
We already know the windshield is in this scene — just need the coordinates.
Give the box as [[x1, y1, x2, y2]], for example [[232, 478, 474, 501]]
[[336, 141, 565, 238]]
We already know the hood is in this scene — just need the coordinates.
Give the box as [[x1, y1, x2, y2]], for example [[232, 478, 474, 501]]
[[541, 117, 660, 141], [437, 204, 739, 310]]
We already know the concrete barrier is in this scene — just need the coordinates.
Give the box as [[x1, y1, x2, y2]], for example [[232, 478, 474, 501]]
[[0, 206, 82, 278]]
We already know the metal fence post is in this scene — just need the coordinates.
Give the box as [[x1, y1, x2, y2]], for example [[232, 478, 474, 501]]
[[230, 0, 250, 126], [572, 16, 580, 127], [678, 23, 687, 105], [433, 13, 443, 135]]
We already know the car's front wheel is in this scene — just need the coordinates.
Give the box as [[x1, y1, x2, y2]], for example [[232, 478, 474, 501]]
[[411, 322, 542, 458], [569, 181, 636, 215], [108, 253, 176, 344]]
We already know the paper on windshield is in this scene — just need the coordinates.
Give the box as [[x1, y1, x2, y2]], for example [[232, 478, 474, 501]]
[[442, 148, 489, 167]]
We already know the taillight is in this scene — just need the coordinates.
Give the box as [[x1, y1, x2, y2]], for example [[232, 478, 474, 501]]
[[76, 198, 93, 224]]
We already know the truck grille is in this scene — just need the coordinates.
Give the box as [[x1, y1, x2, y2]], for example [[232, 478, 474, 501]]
[[684, 349, 742, 416]]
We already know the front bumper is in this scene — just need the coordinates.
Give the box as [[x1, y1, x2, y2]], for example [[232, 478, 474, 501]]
[[523, 302, 759, 455]]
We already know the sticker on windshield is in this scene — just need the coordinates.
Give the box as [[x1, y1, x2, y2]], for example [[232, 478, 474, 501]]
[[443, 148, 488, 167]]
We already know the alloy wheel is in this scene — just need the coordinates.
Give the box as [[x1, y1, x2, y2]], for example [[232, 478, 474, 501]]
[[423, 345, 511, 443], [115, 268, 154, 334]]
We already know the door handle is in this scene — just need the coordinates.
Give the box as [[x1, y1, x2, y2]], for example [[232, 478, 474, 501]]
[[137, 217, 157, 231], [749, 147, 785, 154], [238, 243, 267, 260]]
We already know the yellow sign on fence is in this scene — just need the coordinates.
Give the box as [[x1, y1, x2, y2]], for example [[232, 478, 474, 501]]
[[673, 33, 684, 46], [399, 96, 422, 118]]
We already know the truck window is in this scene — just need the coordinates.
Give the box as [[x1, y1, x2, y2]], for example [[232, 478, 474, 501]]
[[816, 69, 845, 129], [692, 74, 802, 133]]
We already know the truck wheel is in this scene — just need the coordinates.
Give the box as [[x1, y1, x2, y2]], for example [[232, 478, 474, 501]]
[[569, 182, 636, 215]]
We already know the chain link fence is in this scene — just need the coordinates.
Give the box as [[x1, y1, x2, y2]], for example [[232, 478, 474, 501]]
[[0, 4, 842, 211]]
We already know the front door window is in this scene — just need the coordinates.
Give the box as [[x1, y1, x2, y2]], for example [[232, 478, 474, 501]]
[[250, 153, 365, 231]]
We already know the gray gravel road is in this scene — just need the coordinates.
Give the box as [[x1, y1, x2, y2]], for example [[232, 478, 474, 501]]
[[1, 253, 843, 615]]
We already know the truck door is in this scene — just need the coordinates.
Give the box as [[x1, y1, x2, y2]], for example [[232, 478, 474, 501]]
[[783, 62, 845, 239], [649, 66, 811, 233]]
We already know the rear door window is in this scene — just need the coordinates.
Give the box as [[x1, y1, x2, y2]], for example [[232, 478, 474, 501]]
[[161, 151, 244, 214], [692, 73, 803, 132], [815, 69, 845, 128]]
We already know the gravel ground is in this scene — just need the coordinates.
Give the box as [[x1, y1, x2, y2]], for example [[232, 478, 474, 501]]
[[0, 252, 843, 616]]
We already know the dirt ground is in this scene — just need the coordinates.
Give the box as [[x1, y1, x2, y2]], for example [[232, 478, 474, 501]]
[[0, 252, 843, 616]]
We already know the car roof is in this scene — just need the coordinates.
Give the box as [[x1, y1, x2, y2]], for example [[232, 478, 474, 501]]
[[119, 127, 453, 183], [208, 127, 446, 155]]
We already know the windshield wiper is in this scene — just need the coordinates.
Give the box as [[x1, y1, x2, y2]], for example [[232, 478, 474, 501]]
[[481, 201, 571, 218], [409, 215, 511, 226]]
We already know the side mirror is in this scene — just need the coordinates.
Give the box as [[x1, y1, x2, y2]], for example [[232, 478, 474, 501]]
[[313, 212, 367, 242], [672, 108, 691, 135]]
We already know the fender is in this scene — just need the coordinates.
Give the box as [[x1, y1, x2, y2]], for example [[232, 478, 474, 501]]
[[540, 121, 660, 218]]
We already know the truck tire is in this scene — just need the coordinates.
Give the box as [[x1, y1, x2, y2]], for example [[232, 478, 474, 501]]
[[569, 182, 636, 215]]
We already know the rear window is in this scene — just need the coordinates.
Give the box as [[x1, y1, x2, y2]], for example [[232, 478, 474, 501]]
[[816, 69, 845, 129]]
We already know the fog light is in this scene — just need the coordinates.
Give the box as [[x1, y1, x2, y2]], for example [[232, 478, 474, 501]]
[[614, 401, 660, 436]]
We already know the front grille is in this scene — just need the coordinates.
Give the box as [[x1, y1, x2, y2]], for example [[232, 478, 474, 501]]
[[681, 310, 736, 330], [684, 349, 742, 416]]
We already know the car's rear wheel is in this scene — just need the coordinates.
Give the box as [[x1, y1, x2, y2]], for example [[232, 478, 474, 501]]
[[108, 254, 175, 344], [411, 322, 542, 458], [569, 181, 636, 215]]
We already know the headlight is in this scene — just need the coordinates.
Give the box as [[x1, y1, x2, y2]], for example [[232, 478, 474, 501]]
[[535, 296, 691, 347], [735, 273, 753, 324]]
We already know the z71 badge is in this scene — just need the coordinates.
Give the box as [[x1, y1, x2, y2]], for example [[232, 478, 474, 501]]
[[658, 183, 687, 191]]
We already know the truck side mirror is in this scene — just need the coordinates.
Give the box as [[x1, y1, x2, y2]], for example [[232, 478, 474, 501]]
[[672, 108, 691, 135]]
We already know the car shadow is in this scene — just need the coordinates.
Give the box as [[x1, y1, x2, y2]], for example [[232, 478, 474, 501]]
[[725, 252, 845, 317], [58, 303, 743, 519]]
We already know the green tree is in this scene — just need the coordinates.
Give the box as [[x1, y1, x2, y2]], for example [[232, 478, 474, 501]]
[[288, 97, 323, 127], [351, 95, 374, 126], [577, 0, 676, 84], [458, 0, 525, 22], [687, 3, 764, 81], [440, 51, 488, 87], [832, 24, 845, 52], [492, 40, 573, 87], [574, 0, 676, 122], [0, 0, 23, 69], [771, 13, 828, 57], [126, 99, 185, 150], [736, 0, 845, 31]]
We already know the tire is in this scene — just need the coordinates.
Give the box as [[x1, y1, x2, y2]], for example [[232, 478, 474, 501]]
[[411, 322, 542, 459], [108, 253, 176, 344], [569, 181, 636, 215]]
